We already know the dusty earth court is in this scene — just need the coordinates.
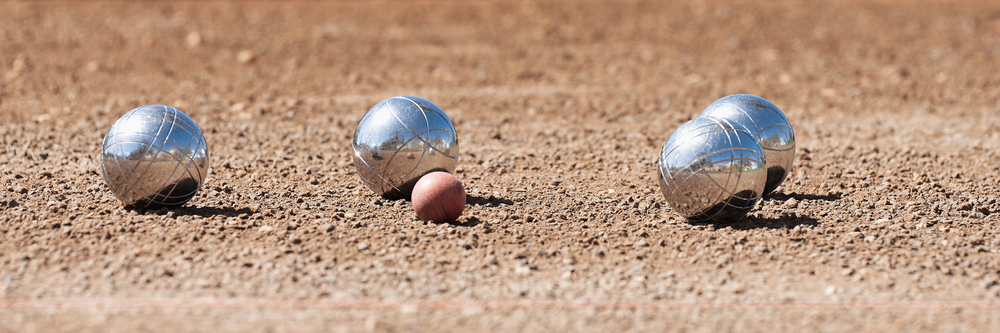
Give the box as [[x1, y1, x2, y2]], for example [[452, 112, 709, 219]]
[[1, 0, 999, 331]]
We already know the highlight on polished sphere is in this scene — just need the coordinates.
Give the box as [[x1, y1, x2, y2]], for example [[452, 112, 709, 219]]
[[657, 116, 767, 222], [699, 94, 795, 196], [100, 105, 210, 208], [352, 96, 459, 199]]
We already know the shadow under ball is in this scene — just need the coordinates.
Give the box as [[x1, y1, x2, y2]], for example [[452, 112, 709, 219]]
[[100, 105, 209, 208], [352, 96, 459, 199], [700, 94, 795, 196], [657, 116, 767, 222]]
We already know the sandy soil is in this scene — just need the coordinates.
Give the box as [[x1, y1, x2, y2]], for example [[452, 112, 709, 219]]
[[1, 0, 999, 331]]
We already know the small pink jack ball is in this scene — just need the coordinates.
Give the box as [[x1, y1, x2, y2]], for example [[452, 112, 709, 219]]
[[411, 171, 466, 222]]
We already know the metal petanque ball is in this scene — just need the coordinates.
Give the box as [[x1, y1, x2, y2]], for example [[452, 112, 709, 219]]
[[657, 116, 767, 222], [100, 105, 209, 208], [352, 96, 459, 199], [699, 94, 795, 196]]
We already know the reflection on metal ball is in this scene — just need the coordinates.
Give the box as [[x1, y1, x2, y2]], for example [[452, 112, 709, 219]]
[[100, 105, 210, 208], [352, 96, 459, 199], [658, 116, 767, 222], [700, 94, 795, 195]]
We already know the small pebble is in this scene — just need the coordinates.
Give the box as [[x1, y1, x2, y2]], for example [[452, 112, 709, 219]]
[[186, 32, 202, 47], [237, 50, 255, 64]]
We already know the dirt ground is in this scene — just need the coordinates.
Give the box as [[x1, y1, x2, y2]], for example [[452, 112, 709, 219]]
[[1, 0, 999, 332]]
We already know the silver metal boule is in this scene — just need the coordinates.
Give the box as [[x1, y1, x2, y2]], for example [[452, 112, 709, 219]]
[[352, 96, 459, 199], [100, 105, 209, 208], [657, 116, 767, 222], [699, 94, 795, 196]]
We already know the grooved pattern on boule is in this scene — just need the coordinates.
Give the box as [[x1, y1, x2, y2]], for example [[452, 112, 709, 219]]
[[100, 105, 209, 208], [352, 96, 459, 199]]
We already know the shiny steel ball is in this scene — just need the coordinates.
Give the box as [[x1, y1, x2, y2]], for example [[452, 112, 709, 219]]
[[699, 94, 795, 196], [657, 116, 767, 222], [100, 105, 209, 208], [352, 96, 459, 199]]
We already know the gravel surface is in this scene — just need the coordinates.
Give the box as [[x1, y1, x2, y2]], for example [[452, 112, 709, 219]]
[[1, 0, 999, 331]]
